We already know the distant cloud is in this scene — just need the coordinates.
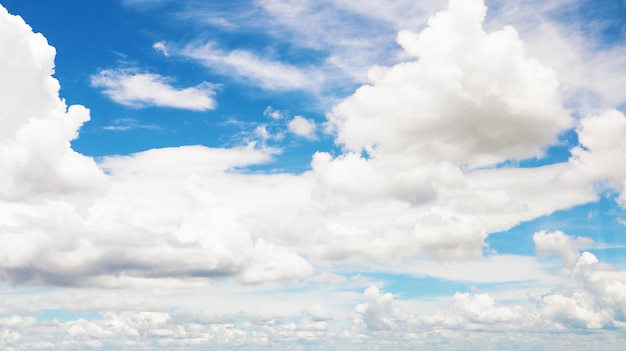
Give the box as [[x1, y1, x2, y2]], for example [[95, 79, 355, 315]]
[[152, 41, 169, 57], [91, 68, 217, 110], [263, 106, 283, 119], [102, 118, 162, 132], [288, 115, 317, 139]]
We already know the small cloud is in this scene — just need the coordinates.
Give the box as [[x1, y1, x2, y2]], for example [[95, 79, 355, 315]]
[[301, 303, 333, 321], [254, 125, 270, 141], [288, 115, 317, 139], [587, 210, 597, 221], [91, 68, 218, 110], [102, 118, 162, 131], [153, 41, 169, 57], [263, 106, 283, 119], [617, 218, 626, 227]]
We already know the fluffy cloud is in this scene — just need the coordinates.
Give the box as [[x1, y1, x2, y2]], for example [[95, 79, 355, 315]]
[[0, 145, 314, 287], [90, 68, 217, 110], [327, 0, 571, 168], [483, 0, 626, 114], [570, 109, 626, 205], [355, 286, 403, 330], [0, 6, 106, 201], [348, 233, 626, 337], [288, 115, 317, 139]]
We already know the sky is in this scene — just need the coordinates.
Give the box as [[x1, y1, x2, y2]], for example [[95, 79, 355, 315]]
[[0, 0, 625, 349]]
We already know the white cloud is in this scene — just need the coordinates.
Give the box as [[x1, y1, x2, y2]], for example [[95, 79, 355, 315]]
[[0, 6, 106, 202], [152, 41, 169, 56], [263, 106, 283, 119], [301, 303, 333, 321], [0, 5, 312, 288], [327, 0, 572, 168], [355, 286, 402, 330], [534, 230, 594, 268], [3, 2, 626, 349], [255, 0, 442, 85], [182, 42, 315, 91], [483, 0, 626, 114], [90, 68, 217, 110], [570, 110, 626, 200], [288, 115, 317, 139], [348, 234, 626, 335]]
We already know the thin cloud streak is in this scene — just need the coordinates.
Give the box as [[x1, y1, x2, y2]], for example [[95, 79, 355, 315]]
[[91, 68, 218, 110]]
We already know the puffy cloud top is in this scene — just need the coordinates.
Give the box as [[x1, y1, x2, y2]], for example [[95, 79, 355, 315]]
[[327, 0, 572, 167]]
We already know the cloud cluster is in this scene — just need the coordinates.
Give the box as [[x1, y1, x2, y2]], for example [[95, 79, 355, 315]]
[[353, 231, 626, 334], [0, 7, 311, 287], [3, 0, 626, 289]]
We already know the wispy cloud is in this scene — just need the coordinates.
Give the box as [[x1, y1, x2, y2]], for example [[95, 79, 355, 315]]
[[91, 68, 218, 110], [152, 41, 169, 57], [102, 118, 162, 132], [181, 42, 317, 92]]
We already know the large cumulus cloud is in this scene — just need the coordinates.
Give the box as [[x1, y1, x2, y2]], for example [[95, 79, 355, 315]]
[[327, 0, 571, 167]]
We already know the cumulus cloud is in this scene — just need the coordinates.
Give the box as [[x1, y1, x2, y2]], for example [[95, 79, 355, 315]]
[[0, 145, 315, 287], [288, 115, 317, 139], [0, 6, 106, 201], [327, 0, 571, 168], [355, 286, 402, 330], [90, 68, 217, 110]]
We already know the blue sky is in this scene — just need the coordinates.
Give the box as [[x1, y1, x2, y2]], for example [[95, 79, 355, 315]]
[[0, 0, 626, 350]]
